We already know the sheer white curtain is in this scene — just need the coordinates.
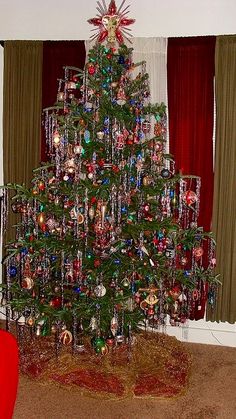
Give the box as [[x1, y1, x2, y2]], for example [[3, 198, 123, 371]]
[[131, 37, 167, 104], [85, 37, 168, 148], [131, 37, 168, 151]]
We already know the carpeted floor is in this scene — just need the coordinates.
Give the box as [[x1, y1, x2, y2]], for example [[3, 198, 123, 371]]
[[13, 341, 236, 419]]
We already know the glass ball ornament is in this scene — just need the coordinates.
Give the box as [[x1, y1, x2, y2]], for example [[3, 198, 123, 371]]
[[59, 330, 73, 345], [182, 190, 198, 206], [94, 284, 106, 297], [122, 277, 130, 288], [9, 266, 17, 277], [161, 168, 171, 179], [91, 336, 107, 354], [21, 276, 34, 290], [88, 64, 96, 75]]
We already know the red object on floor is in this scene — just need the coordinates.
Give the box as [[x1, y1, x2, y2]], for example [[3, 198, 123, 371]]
[[0, 330, 19, 419]]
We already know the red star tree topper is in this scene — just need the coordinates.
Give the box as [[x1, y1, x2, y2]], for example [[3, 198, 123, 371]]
[[88, 0, 135, 44]]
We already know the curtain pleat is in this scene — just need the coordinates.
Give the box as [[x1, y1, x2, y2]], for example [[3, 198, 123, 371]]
[[207, 36, 236, 323], [3, 41, 43, 243]]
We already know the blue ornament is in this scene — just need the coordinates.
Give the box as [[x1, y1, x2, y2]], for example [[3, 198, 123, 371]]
[[50, 255, 57, 262], [9, 266, 17, 277], [118, 55, 125, 64], [102, 178, 110, 185], [114, 259, 121, 265], [121, 206, 127, 213], [126, 239, 132, 246], [184, 270, 191, 277], [131, 282, 136, 293], [84, 130, 91, 144], [73, 286, 81, 294], [138, 131, 144, 139], [21, 247, 28, 255]]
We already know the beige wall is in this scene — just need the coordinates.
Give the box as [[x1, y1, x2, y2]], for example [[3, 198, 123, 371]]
[[0, 0, 235, 40]]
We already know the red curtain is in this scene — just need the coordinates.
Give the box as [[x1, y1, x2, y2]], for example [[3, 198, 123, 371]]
[[41, 41, 86, 161], [167, 37, 215, 320], [167, 36, 215, 232]]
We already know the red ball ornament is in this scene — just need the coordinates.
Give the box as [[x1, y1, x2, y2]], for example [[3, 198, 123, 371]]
[[88, 64, 96, 75], [183, 190, 198, 206], [91, 197, 97, 204], [49, 296, 62, 309], [40, 223, 47, 232], [112, 165, 119, 173], [38, 181, 45, 191], [98, 159, 105, 167], [94, 259, 101, 268], [73, 260, 80, 270]]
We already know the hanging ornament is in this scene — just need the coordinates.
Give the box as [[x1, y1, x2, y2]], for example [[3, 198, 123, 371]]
[[22, 276, 34, 290], [84, 129, 91, 144], [116, 328, 124, 344], [91, 336, 107, 354], [9, 266, 17, 277], [89, 316, 98, 331], [49, 296, 62, 308], [182, 190, 198, 206], [53, 130, 60, 146], [116, 87, 126, 106], [94, 283, 107, 297], [37, 212, 45, 226], [142, 120, 151, 134], [74, 144, 84, 155], [59, 330, 73, 345], [87, 64, 96, 75], [161, 168, 171, 179], [193, 246, 204, 259], [64, 158, 76, 174], [110, 315, 118, 336], [88, 0, 135, 45], [97, 131, 105, 140], [88, 207, 95, 220]]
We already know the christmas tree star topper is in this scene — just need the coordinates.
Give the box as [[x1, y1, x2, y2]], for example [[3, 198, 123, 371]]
[[88, 0, 135, 45]]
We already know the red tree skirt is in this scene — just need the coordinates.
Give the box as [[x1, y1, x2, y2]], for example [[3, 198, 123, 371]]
[[20, 331, 191, 399]]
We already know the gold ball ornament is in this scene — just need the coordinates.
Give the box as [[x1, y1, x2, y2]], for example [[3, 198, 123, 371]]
[[77, 213, 84, 224]]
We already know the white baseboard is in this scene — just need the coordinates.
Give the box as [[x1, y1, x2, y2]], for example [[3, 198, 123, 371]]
[[166, 319, 236, 347]]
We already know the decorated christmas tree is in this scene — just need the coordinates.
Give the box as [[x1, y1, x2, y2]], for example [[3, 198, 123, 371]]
[[1, 0, 218, 356]]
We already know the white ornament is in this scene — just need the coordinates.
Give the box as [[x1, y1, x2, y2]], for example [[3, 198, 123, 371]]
[[94, 284, 106, 297]]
